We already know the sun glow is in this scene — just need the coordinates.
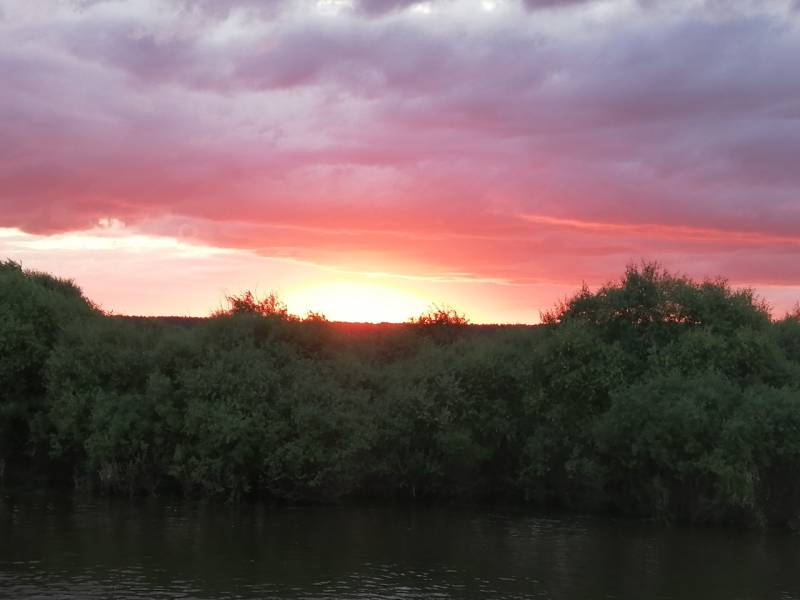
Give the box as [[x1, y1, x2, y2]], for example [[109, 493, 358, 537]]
[[285, 281, 430, 323]]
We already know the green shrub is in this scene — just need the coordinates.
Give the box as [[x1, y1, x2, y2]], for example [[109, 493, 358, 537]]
[[2, 259, 800, 527]]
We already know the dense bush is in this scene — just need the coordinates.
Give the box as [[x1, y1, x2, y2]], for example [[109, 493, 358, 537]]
[[1, 260, 799, 527], [0, 260, 97, 473]]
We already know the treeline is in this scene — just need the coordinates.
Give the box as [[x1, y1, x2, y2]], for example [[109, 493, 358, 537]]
[[2, 259, 800, 527]]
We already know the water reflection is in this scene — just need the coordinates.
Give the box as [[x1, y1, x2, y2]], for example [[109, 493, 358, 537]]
[[1, 493, 799, 599]]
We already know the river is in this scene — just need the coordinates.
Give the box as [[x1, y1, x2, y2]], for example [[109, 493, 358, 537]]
[[1, 493, 798, 599]]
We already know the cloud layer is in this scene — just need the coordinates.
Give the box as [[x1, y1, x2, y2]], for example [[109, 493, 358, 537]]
[[1, 0, 799, 316]]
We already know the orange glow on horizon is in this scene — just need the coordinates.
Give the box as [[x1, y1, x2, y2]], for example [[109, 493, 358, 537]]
[[2, 226, 798, 323], [284, 281, 431, 323]]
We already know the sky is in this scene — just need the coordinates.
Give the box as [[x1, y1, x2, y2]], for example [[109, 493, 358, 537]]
[[1, 0, 799, 322]]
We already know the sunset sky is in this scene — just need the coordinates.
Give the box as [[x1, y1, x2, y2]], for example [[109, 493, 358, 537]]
[[2, 0, 799, 322]]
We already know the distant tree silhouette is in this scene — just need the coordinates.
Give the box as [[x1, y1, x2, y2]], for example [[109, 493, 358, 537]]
[[410, 304, 469, 326], [303, 310, 328, 323], [216, 290, 293, 319], [787, 303, 800, 321]]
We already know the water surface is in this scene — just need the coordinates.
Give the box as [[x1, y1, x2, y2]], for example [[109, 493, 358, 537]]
[[1, 493, 798, 599]]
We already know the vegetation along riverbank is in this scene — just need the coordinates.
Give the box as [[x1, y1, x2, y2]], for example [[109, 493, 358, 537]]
[[2, 259, 799, 528]]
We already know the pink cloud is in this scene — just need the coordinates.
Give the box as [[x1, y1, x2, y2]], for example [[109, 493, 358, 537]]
[[0, 0, 799, 311]]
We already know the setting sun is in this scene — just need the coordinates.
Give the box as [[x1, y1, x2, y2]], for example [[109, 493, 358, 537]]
[[285, 281, 430, 323]]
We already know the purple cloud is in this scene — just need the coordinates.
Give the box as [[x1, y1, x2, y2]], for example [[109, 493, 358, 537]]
[[522, 0, 593, 9], [0, 0, 799, 291], [357, 0, 426, 16]]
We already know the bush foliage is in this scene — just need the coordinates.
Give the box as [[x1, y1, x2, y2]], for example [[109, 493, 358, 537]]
[[2, 259, 800, 526]]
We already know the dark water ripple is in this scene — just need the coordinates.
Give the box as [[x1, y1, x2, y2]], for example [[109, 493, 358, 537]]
[[1, 494, 799, 599]]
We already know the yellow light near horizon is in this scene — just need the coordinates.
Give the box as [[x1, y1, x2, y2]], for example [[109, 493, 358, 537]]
[[285, 281, 430, 323]]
